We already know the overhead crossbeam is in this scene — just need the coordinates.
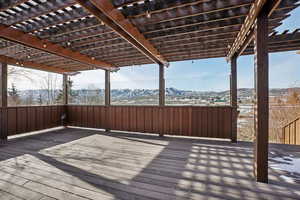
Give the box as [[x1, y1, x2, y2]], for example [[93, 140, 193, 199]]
[[0, 25, 115, 71], [227, 0, 282, 60], [75, 0, 168, 66], [0, 55, 69, 74]]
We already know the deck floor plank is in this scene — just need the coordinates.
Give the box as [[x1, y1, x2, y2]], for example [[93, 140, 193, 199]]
[[0, 128, 299, 200]]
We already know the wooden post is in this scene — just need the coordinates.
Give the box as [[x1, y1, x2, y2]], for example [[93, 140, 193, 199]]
[[105, 70, 111, 106], [0, 62, 8, 142], [159, 64, 165, 106], [105, 70, 111, 132], [63, 74, 68, 105], [230, 56, 238, 143], [159, 64, 165, 137], [62, 74, 68, 126], [253, 8, 269, 183]]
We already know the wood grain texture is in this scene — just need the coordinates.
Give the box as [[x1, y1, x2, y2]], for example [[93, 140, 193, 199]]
[[0, 105, 65, 136], [67, 105, 233, 139], [0, 128, 299, 200], [283, 118, 300, 145], [253, 6, 269, 183]]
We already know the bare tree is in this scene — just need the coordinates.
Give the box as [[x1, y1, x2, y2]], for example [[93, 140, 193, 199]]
[[39, 73, 61, 105], [8, 65, 34, 82]]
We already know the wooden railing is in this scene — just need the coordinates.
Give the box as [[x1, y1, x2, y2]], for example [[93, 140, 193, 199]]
[[0, 105, 65, 138], [282, 116, 300, 145], [67, 105, 234, 139]]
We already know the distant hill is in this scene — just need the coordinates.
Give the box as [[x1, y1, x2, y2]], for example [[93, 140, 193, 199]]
[[15, 87, 296, 101]]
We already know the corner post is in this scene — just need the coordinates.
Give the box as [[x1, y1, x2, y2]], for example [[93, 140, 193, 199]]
[[253, 7, 269, 183], [62, 74, 68, 126], [230, 56, 238, 143], [105, 70, 111, 132], [0, 62, 8, 142]]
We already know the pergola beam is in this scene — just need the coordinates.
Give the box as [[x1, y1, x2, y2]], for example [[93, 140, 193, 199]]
[[0, 25, 115, 71], [75, 0, 168, 66], [227, 0, 281, 59], [0, 55, 69, 74]]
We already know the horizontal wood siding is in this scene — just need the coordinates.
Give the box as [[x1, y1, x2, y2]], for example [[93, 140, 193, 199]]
[[283, 118, 300, 145], [0, 106, 65, 136], [67, 105, 233, 139]]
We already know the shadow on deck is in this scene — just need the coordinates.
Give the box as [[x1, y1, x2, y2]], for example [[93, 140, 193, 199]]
[[0, 127, 299, 200]]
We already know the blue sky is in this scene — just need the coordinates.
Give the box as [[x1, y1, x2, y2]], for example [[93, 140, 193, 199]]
[[9, 6, 300, 91]]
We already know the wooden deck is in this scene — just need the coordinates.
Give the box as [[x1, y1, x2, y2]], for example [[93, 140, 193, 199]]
[[0, 128, 299, 200]]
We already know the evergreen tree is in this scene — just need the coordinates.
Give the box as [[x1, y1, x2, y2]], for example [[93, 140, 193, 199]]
[[56, 88, 63, 104], [37, 93, 43, 105], [68, 80, 78, 103]]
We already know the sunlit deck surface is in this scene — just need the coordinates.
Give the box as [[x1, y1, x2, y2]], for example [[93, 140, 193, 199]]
[[0, 128, 299, 200]]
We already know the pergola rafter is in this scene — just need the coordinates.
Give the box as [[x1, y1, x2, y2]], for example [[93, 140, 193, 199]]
[[227, 0, 282, 59], [75, 0, 168, 66], [0, 24, 115, 70]]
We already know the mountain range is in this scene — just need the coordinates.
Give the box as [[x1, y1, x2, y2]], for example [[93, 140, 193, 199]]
[[14, 87, 298, 101]]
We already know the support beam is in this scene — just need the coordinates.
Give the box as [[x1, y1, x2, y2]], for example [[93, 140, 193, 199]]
[[105, 70, 111, 132], [159, 63, 165, 137], [159, 64, 165, 107], [63, 74, 68, 105], [230, 56, 238, 143], [227, 0, 281, 60], [0, 25, 115, 70], [0, 55, 69, 74], [75, 0, 168, 66], [62, 74, 68, 126], [0, 62, 8, 142], [253, 7, 269, 183], [105, 70, 111, 106]]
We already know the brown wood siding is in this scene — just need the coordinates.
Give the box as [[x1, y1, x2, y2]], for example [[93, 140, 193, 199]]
[[283, 118, 300, 145], [0, 106, 64, 136], [67, 105, 233, 139]]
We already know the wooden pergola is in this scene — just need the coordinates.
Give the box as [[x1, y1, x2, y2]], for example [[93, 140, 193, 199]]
[[0, 0, 300, 184]]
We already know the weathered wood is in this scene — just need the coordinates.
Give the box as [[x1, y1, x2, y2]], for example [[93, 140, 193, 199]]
[[63, 74, 68, 105], [282, 117, 300, 145], [0, 25, 114, 70], [230, 56, 238, 143], [159, 64, 165, 107], [0, 128, 300, 200], [105, 70, 111, 132], [0, 55, 69, 74], [158, 64, 165, 137], [0, 62, 7, 141], [253, 6, 269, 183], [75, 0, 167, 66], [105, 71, 111, 106], [63, 74, 68, 126], [227, 0, 282, 60], [0, 62, 7, 108], [67, 105, 233, 139], [5, 106, 64, 137]]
